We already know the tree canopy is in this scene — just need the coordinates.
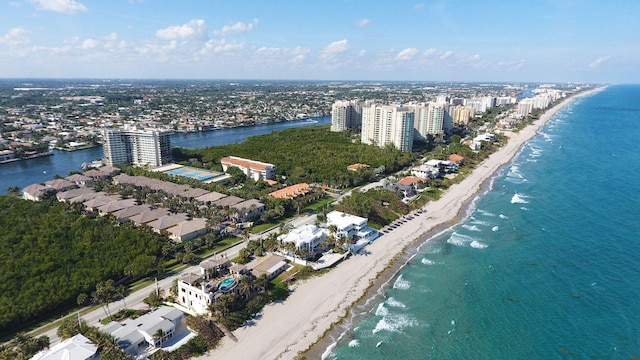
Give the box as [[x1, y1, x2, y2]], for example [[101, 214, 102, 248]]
[[0, 196, 164, 337], [173, 125, 417, 188]]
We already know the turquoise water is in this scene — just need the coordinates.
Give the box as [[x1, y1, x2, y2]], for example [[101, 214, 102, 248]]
[[327, 85, 640, 359], [219, 277, 236, 290]]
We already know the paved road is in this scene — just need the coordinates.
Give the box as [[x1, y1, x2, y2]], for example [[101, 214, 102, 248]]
[[35, 213, 318, 347]]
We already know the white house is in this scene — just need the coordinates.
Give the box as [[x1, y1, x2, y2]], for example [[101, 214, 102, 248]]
[[102, 306, 184, 356], [220, 156, 275, 181], [278, 224, 327, 253], [30, 334, 98, 360], [326, 210, 379, 246]]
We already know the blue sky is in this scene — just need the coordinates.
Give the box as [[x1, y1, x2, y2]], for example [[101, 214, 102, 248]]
[[0, 0, 637, 83]]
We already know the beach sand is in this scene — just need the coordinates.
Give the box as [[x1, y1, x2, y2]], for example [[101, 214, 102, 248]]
[[202, 87, 605, 360]]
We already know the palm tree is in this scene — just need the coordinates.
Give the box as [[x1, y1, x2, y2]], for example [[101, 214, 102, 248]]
[[152, 328, 165, 347], [239, 276, 254, 300], [116, 285, 128, 310]]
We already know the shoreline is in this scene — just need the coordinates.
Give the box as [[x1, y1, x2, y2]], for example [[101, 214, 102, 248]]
[[203, 86, 606, 360]]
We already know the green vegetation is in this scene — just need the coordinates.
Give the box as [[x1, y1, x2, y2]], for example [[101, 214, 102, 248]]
[[0, 196, 165, 337], [173, 125, 417, 188], [335, 188, 411, 228]]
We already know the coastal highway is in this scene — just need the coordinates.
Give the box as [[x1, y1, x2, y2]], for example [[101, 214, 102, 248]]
[[34, 212, 318, 347]]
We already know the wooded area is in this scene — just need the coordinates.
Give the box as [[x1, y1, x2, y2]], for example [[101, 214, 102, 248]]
[[0, 197, 164, 337], [173, 125, 418, 188]]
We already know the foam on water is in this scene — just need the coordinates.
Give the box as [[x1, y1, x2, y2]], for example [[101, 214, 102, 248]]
[[499, 214, 508, 219], [447, 232, 475, 246], [421, 258, 435, 265], [372, 314, 419, 334], [470, 240, 488, 249], [392, 274, 412, 290], [492, 226, 499, 232], [511, 193, 530, 204], [462, 224, 482, 232], [348, 339, 360, 348], [476, 209, 496, 217], [386, 297, 407, 308], [375, 303, 389, 316], [470, 218, 492, 227]]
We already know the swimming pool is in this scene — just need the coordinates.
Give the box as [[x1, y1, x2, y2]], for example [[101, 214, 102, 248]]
[[218, 277, 236, 292]]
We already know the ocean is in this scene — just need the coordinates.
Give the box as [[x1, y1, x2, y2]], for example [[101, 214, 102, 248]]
[[326, 85, 640, 359]]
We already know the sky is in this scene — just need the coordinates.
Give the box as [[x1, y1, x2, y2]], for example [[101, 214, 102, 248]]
[[0, 0, 638, 83]]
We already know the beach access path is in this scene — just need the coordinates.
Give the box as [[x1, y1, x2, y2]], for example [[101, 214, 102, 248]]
[[202, 87, 605, 360]]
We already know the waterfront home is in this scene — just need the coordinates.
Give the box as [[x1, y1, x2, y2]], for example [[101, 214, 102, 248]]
[[102, 306, 185, 356], [30, 334, 98, 360], [278, 224, 327, 254], [65, 173, 93, 187], [326, 210, 379, 250], [246, 253, 288, 280], [56, 187, 96, 202], [22, 184, 54, 201], [44, 178, 77, 192]]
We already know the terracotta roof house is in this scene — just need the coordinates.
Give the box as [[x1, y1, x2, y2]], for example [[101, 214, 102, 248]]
[[347, 163, 370, 171], [449, 154, 465, 165], [167, 218, 208, 243], [268, 183, 311, 199]]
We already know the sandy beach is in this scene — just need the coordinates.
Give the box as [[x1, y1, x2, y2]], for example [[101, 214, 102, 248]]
[[203, 87, 605, 360]]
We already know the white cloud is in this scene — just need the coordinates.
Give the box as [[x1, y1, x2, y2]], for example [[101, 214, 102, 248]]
[[589, 56, 611, 68], [319, 39, 351, 60], [414, 3, 425, 10], [422, 48, 437, 57], [201, 39, 244, 54], [28, 0, 87, 14], [439, 50, 453, 60], [396, 47, 418, 61], [354, 18, 371, 27], [496, 59, 526, 72], [213, 19, 259, 36], [80, 38, 98, 49], [156, 19, 208, 41], [358, 49, 367, 57], [0, 28, 30, 46], [253, 46, 311, 64]]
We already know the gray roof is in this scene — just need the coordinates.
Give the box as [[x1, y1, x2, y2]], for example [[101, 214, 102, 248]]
[[195, 191, 227, 203], [213, 195, 244, 208], [129, 208, 171, 225], [147, 213, 190, 231]]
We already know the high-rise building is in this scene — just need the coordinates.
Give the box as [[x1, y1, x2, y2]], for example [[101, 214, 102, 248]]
[[453, 106, 475, 125], [361, 105, 414, 151], [331, 100, 363, 132], [103, 125, 173, 167], [412, 102, 445, 141]]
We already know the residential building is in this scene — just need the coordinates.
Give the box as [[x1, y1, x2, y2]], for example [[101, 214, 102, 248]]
[[361, 105, 414, 151], [220, 156, 275, 181], [278, 224, 327, 253], [268, 183, 311, 199], [166, 218, 208, 243], [326, 210, 378, 243], [30, 334, 98, 360], [453, 106, 475, 126], [330, 100, 364, 132], [103, 125, 173, 167], [412, 103, 445, 141], [102, 306, 185, 356]]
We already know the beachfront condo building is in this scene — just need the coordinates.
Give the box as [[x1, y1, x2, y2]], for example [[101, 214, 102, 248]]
[[453, 105, 476, 125], [103, 125, 173, 167], [330, 100, 365, 132], [411, 103, 446, 141], [220, 156, 275, 181], [361, 104, 415, 151]]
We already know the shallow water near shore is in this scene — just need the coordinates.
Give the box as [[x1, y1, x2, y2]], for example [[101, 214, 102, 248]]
[[326, 85, 640, 359]]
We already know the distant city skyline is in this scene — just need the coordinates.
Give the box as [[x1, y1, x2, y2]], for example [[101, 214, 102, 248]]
[[0, 0, 637, 83]]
